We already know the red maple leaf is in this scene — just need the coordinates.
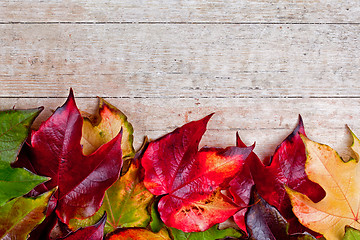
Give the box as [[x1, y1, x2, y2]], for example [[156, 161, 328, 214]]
[[141, 114, 253, 232], [16, 89, 123, 224], [230, 116, 325, 235]]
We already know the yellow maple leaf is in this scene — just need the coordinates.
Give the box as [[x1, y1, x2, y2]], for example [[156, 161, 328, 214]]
[[286, 132, 360, 240]]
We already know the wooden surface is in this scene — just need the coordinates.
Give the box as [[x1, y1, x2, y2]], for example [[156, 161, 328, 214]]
[[1, 1, 359, 160]]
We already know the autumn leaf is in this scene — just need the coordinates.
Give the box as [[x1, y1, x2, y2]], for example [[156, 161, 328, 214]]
[[105, 227, 171, 240], [239, 116, 325, 234], [27, 211, 71, 240], [141, 114, 253, 232], [0, 190, 53, 239], [287, 133, 360, 240], [30, 211, 106, 240], [16, 89, 123, 224], [246, 189, 315, 240], [70, 159, 154, 234], [98, 160, 153, 232], [0, 108, 47, 206], [59, 213, 107, 240], [343, 226, 360, 240], [229, 133, 256, 235], [149, 198, 165, 233], [70, 135, 153, 234], [149, 197, 242, 239], [81, 97, 134, 168], [169, 224, 242, 240]]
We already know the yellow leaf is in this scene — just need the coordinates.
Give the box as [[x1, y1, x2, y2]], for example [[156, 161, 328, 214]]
[[81, 98, 135, 159], [286, 134, 360, 240]]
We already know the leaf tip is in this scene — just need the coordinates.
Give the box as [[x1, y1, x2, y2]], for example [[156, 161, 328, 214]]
[[98, 211, 107, 225], [69, 88, 74, 98], [291, 114, 306, 137], [37, 106, 45, 113], [203, 112, 215, 123], [236, 132, 247, 148], [60, 88, 79, 113], [347, 126, 360, 161], [298, 114, 304, 129], [63, 88, 77, 108]]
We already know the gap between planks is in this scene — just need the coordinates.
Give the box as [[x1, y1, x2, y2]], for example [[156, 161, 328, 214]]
[[1, 96, 360, 99], [1, 22, 360, 25]]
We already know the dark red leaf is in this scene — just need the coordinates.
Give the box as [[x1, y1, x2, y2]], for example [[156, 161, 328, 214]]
[[28, 211, 71, 240], [60, 212, 107, 240], [29, 212, 106, 240], [16, 89, 123, 224], [246, 189, 316, 240], [141, 114, 253, 232], [242, 115, 325, 234], [228, 133, 256, 235]]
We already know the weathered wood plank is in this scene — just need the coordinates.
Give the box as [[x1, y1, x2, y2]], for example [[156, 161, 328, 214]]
[[0, 97, 357, 160], [1, 24, 360, 98], [0, 0, 359, 23]]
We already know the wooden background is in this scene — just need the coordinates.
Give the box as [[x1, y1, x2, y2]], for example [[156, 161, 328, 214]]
[[1, 1, 359, 160]]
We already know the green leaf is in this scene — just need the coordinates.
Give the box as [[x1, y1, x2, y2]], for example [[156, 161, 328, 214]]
[[343, 226, 360, 240], [150, 198, 165, 233], [70, 160, 154, 234], [169, 224, 242, 240], [0, 190, 53, 239], [0, 108, 47, 206]]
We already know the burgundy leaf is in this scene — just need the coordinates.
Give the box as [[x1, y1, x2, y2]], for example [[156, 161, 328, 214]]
[[28, 211, 71, 240], [228, 133, 256, 235], [241, 115, 325, 234], [246, 189, 316, 240], [16, 89, 123, 224]]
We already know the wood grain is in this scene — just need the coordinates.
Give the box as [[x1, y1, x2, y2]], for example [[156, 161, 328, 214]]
[[1, 24, 359, 98], [0, 0, 359, 23]]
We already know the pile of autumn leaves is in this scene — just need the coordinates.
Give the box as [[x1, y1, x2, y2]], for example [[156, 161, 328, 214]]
[[1, 90, 360, 240]]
